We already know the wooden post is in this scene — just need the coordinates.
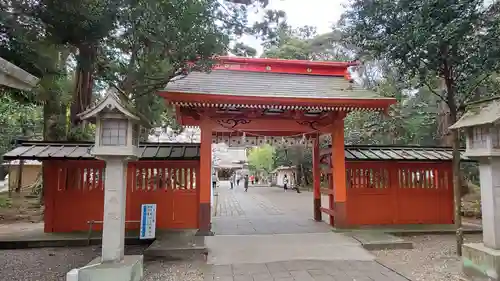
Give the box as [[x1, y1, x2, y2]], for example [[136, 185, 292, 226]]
[[15, 159, 24, 193], [331, 116, 347, 227], [312, 135, 321, 221], [197, 118, 213, 236]]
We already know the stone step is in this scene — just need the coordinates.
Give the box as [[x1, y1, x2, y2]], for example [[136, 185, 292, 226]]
[[345, 231, 413, 251], [143, 230, 208, 261]]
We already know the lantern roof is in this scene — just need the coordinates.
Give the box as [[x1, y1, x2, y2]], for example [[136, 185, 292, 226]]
[[450, 96, 500, 129], [78, 86, 151, 127]]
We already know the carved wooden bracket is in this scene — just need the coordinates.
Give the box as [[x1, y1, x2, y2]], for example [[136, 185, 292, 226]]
[[296, 120, 321, 131], [216, 119, 251, 129]]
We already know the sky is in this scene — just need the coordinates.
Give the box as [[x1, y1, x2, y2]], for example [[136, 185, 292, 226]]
[[242, 0, 348, 54]]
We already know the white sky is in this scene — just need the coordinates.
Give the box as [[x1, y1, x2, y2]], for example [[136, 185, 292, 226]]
[[242, 0, 348, 54]]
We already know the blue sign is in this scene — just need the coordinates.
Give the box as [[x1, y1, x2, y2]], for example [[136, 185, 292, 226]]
[[140, 204, 156, 239]]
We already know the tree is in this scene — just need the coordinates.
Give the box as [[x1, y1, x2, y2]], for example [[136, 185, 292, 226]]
[[262, 26, 352, 61], [3, 0, 289, 137], [248, 144, 275, 175], [341, 0, 500, 255]]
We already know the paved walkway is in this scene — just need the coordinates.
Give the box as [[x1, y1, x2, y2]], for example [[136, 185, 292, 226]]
[[212, 183, 331, 235], [205, 182, 410, 281]]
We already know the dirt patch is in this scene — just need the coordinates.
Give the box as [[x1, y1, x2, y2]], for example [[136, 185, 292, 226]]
[[372, 234, 482, 281], [0, 191, 43, 224]]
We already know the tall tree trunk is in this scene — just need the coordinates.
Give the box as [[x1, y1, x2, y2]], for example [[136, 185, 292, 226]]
[[446, 79, 463, 256], [70, 43, 96, 128], [42, 49, 70, 205]]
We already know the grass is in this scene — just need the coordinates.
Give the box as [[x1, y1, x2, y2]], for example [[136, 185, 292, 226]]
[[0, 193, 12, 208]]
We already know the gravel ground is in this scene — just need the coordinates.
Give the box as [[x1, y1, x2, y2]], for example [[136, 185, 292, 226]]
[[372, 234, 483, 281], [0, 245, 204, 281], [143, 260, 204, 281], [0, 246, 101, 281]]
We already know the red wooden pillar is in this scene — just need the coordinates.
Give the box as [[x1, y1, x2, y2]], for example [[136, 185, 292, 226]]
[[331, 116, 347, 227], [312, 135, 321, 221], [198, 118, 213, 235], [43, 161, 55, 232]]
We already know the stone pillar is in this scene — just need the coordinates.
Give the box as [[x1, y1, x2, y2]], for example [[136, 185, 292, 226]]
[[331, 117, 347, 227], [480, 158, 500, 249], [312, 136, 322, 221], [101, 157, 128, 263]]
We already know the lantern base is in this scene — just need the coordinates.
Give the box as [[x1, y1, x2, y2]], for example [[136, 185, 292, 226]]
[[66, 255, 143, 281], [462, 243, 500, 280]]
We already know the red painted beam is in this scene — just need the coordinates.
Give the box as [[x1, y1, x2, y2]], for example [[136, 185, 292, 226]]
[[160, 92, 396, 111], [320, 207, 335, 216]]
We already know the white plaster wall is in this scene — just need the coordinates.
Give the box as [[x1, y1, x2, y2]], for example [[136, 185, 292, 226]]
[[276, 170, 296, 187]]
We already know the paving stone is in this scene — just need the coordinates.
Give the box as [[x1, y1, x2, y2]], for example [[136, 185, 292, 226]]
[[210, 265, 233, 276], [307, 269, 327, 276], [232, 264, 269, 275], [269, 271, 291, 278], [233, 275, 253, 281], [311, 275, 336, 281], [212, 276, 234, 281], [273, 278, 294, 281], [266, 262, 289, 274], [251, 272, 273, 281], [289, 270, 315, 281]]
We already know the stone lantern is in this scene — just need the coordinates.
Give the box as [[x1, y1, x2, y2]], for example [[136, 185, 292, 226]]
[[67, 87, 150, 281], [449, 97, 500, 280]]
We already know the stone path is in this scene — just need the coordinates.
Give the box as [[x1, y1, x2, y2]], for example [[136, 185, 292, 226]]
[[204, 260, 409, 281], [206, 182, 411, 281], [212, 183, 331, 235]]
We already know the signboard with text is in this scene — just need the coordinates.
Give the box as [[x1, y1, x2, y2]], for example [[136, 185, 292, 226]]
[[140, 204, 156, 239]]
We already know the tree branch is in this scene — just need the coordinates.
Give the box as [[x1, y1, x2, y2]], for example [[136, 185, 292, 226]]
[[423, 80, 447, 104], [459, 73, 492, 108]]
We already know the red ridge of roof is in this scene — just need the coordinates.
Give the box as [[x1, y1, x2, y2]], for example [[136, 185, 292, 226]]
[[216, 56, 359, 67], [213, 56, 358, 77]]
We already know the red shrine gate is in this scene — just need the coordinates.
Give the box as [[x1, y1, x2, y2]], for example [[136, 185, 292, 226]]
[[160, 56, 399, 233], [2, 56, 467, 234]]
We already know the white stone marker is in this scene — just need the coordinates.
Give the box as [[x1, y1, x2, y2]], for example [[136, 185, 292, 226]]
[[101, 158, 128, 262], [66, 87, 150, 281]]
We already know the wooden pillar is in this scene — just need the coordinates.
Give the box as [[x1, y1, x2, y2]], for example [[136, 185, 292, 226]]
[[331, 117, 347, 227], [43, 161, 55, 232], [312, 135, 321, 221], [198, 118, 213, 236]]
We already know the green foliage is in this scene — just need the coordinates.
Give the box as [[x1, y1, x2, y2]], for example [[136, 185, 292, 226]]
[[0, 195, 12, 208], [0, 92, 43, 159], [262, 26, 352, 61], [247, 144, 275, 174], [341, 0, 500, 109], [2, 0, 289, 140]]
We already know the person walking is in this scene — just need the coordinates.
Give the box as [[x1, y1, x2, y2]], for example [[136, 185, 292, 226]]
[[236, 175, 240, 187], [212, 171, 218, 189], [229, 173, 235, 189], [283, 174, 289, 191], [244, 174, 249, 192]]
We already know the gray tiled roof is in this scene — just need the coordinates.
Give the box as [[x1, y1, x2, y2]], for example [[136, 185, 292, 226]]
[[165, 70, 386, 100], [320, 146, 471, 161], [3, 142, 200, 160], [3, 142, 472, 163], [450, 97, 500, 129]]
